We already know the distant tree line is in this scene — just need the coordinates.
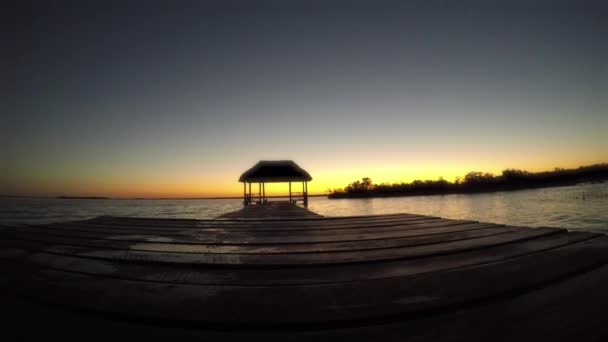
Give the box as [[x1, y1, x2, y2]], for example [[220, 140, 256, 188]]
[[328, 163, 608, 198]]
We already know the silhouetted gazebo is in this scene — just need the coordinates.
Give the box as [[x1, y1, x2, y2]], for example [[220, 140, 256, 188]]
[[240, 160, 312, 207]]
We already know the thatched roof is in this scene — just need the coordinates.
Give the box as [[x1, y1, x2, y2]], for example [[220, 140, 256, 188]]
[[239, 160, 312, 183]]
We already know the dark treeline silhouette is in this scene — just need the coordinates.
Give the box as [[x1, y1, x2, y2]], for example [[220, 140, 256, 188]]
[[328, 163, 608, 199]]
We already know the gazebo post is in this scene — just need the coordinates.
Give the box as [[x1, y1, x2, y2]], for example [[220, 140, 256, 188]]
[[248, 182, 251, 206], [289, 182, 292, 203], [304, 181, 308, 207], [258, 183, 262, 204], [243, 182, 246, 206], [262, 183, 265, 203]]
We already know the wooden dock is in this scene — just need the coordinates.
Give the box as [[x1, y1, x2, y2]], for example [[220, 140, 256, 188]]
[[1, 205, 608, 340], [218, 201, 322, 219]]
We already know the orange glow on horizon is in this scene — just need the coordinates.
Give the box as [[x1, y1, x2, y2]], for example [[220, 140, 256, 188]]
[[4, 156, 606, 198]]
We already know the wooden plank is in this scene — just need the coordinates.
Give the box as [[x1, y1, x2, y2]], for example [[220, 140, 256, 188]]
[[4, 231, 595, 286], [24, 219, 475, 238], [218, 212, 322, 219], [217, 201, 323, 219], [78, 214, 443, 230], [9, 222, 502, 245], [2, 224, 517, 254], [5, 235, 608, 325], [94, 210, 422, 223], [3, 261, 608, 342], [33, 216, 448, 233], [96, 212, 424, 222], [56, 216, 444, 231], [78, 215, 440, 228], [5, 227, 562, 265], [315, 257, 608, 342]]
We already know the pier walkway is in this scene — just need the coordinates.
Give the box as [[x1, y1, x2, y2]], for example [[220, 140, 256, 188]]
[[218, 201, 322, 219], [1, 204, 608, 340]]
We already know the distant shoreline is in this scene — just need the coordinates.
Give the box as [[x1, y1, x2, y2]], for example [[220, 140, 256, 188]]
[[328, 179, 607, 199], [329, 163, 608, 199]]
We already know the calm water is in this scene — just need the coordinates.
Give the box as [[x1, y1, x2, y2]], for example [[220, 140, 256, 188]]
[[1, 182, 607, 231]]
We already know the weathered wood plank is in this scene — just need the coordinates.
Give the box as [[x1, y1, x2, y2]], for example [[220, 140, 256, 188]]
[[79, 215, 443, 230], [96, 210, 423, 222], [316, 259, 608, 342], [4, 227, 562, 265], [22, 220, 476, 240], [2, 224, 517, 254], [3, 231, 594, 286], [28, 217, 451, 234], [4, 262, 608, 341], [9, 222, 502, 245], [5, 235, 608, 325]]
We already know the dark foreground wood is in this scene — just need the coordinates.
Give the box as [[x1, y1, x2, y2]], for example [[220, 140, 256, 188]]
[[1, 207, 608, 341]]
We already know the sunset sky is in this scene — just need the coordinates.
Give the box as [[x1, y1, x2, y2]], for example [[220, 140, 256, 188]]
[[3, 0, 607, 198]]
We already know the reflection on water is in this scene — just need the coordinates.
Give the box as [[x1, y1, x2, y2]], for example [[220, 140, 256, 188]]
[[1, 182, 607, 231]]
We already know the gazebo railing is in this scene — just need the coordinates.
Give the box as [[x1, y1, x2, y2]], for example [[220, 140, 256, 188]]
[[242, 180, 308, 207], [244, 193, 265, 205], [290, 192, 307, 204]]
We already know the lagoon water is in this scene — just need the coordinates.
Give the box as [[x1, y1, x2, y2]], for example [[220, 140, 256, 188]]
[[2, 182, 607, 231]]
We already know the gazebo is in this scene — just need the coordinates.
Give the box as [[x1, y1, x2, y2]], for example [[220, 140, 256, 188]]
[[239, 160, 312, 207]]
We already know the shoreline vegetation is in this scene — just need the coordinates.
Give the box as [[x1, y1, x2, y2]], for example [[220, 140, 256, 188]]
[[328, 163, 608, 199]]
